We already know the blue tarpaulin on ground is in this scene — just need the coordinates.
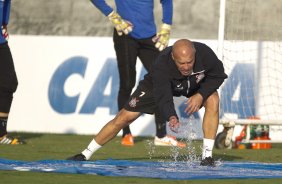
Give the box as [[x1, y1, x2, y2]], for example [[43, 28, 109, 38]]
[[0, 158, 281, 180]]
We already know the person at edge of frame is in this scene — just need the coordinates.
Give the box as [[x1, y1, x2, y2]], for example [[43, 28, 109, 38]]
[[0, 0, 25, 145]]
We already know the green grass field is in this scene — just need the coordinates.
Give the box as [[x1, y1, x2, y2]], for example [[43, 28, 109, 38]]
[[0, 133, 282, 184]]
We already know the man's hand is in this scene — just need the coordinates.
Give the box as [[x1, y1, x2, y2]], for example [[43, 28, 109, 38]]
[[184, 93, 203, 115], [152, 23, 171, 51], [1, 25, 9, 40], [108, 11, 133, 36], [168, 116, 180, 133]]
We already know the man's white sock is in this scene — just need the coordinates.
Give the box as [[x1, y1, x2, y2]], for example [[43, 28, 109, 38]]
[[202, 138, 215, 159], [81, 139, 102, 160]]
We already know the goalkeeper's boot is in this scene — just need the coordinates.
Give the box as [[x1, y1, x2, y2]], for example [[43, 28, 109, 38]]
[[67, 153, 86, 161], [121, 133, 134, 146], [0, 134, 25, 145], [200, 157, 215, 167], [154, 135, 186, 148]]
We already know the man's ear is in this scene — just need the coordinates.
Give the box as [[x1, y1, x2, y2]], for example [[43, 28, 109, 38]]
[[171, 52, 175, 60]]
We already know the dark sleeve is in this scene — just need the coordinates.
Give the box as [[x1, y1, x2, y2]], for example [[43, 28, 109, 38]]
[[152, 57, 177, 121], [160, 0, 173, 25], [197, 46, 228, 101]]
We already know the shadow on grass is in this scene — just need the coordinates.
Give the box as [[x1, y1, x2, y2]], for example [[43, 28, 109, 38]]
[[9, 132, 44, 140]]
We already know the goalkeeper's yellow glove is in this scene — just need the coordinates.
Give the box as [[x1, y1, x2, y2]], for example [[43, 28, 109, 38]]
[[152, 23, 171, 51], [108, 11, 133, 36]]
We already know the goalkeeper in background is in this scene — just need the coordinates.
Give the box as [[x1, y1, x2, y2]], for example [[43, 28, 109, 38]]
[[0, 0, 23, 144], [90, 0, 185, 147]]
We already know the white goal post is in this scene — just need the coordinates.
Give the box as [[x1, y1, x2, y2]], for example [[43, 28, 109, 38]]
[[217, 0, 282, 145]]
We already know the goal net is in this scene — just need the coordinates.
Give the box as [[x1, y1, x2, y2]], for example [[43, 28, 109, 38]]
[[218, 0, 282, 133]]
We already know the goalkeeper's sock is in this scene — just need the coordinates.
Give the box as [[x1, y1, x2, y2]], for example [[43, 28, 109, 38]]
[[122, 126, 131, 137], [0, 117, 8, 137], [81, 139, 102, 160], [202, 138, 215, 159]]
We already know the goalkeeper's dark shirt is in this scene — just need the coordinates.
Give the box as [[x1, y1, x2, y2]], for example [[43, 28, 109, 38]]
[[139, 42, 228, 121]]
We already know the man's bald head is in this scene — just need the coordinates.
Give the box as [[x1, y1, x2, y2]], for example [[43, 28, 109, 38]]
[[171, 39, 196, 76], [172, 39, 195, 60]]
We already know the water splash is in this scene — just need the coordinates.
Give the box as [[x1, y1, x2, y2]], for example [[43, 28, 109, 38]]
[[176, 116, 202, 164], [144, 116, 204, 171], [145, 140, 155, 159]]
